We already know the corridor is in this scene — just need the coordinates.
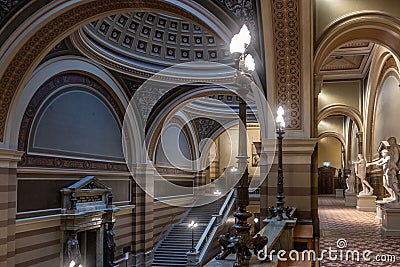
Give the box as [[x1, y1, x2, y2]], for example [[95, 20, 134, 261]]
[[319, 196, 400, 266]]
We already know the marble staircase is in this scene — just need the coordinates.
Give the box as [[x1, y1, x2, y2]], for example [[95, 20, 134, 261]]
[[152, 197, 225, 266]]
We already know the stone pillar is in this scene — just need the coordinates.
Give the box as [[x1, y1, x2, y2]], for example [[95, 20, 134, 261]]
[[0, 149, 23, 267], [313, 75, 323, 137], [312, 71, 323, 240], [264, 139, 317, 221], [132, 163, 154, 267], [194, 171, 206, 188], [209, 139, 219, 182], [259, 149, 269, 227], [356, 132, 363, 155], [311, 144, 320, 237]]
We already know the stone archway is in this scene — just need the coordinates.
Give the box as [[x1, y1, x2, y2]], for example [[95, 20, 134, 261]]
[[0, 0, 232, 146], [318, 104, 362, 133], [364, 51, 400, 160], [313, 12, 400, 146]]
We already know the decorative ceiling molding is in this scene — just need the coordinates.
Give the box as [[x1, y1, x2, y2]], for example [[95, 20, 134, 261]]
[[78, 12, 231, 69], [272, 0, 301, 130], [320, 42, 374, 80]]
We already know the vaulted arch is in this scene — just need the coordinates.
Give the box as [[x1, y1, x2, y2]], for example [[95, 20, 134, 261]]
[[0, 0, 233, 145], [314, 12, 400, 75], [318, 105, 362, 133]]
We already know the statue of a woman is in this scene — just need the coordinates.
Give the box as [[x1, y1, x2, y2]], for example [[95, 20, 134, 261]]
[[65, 232, 82, 266], [104, 223, 116, 267]]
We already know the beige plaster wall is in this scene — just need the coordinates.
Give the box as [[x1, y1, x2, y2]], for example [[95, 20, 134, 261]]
[[373, 73, 400, 156], [315, 0, 400, 41], [318, 116, 345, 137], [318, 136, 342, 169], [318, 80, 361, 113], [217, 125, 260, 178]]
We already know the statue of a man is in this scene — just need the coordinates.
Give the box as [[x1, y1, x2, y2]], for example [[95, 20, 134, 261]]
[[345, 163, 356, 193], [353, 154, 374, 196], [367, 149, 395, 201], [337, 169, 343, 189], [387, 137, 400, 202]]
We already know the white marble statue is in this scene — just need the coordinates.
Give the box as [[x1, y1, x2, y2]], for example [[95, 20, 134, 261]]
[[345, 163, 356, 194], [366, 149, 395, 201], [353, 154, 374, 196], [387, 137, 400, 202]]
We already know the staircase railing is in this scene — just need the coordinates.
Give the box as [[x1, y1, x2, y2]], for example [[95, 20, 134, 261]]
[[192, 188, 236, 264]]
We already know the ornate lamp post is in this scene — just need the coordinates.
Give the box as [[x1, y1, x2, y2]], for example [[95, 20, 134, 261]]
[[214, 189, 222, 214], [188, 221, 198, 252], [268, 106, 292, 221], [215, 24, 268, 267]]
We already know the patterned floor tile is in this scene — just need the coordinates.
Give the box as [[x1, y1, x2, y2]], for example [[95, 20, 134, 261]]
[[318, 196, 400, 267]]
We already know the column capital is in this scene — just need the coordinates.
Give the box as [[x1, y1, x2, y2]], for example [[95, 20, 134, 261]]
[[0, 148, 23, 168], [313, 74, 324, 97]]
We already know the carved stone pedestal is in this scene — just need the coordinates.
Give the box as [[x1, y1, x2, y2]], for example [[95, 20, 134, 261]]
[[345, 192, 357, 207], [187, 250, 200, 267], [336, 189, 344, 198], [382, 203, 400, 237], [376, 200, 389, 221], [356, 195, 377, 212]]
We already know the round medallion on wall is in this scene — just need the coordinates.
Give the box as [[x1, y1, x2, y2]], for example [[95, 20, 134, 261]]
[[83, 160, 92, 169], [54, 158, 63, 168]]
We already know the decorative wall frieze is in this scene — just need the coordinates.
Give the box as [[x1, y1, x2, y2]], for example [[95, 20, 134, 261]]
[[272, 0, 301, 130], [155, 166, 194, 176], [20, 154, 128, 172]]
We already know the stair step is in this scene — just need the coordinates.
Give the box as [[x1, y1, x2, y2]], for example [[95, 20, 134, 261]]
[[153, 197, 229, 266]]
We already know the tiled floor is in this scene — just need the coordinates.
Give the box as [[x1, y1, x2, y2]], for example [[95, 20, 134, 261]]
[[318, 196, 400, 266]]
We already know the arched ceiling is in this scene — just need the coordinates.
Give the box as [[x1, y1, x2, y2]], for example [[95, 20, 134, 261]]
[[75, 11, 232, 75]]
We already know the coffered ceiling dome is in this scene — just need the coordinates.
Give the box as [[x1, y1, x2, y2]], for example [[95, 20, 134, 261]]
[[74, 12, 233, 77]]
